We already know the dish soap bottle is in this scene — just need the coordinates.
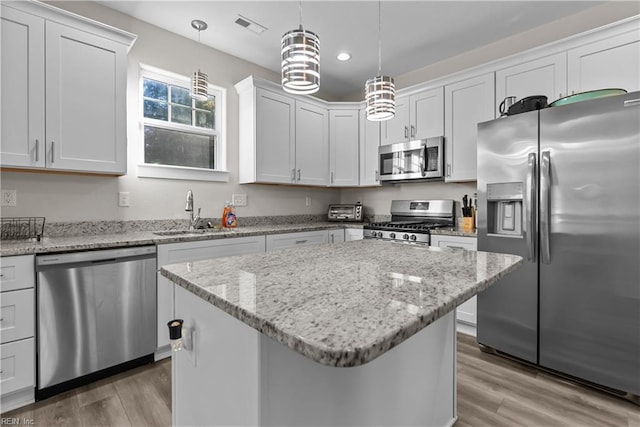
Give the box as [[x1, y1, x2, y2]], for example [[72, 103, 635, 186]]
[[222, 201, 237, 228]]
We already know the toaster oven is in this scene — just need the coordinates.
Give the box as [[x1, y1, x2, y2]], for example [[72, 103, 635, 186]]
[[327, 203, 364, 222]]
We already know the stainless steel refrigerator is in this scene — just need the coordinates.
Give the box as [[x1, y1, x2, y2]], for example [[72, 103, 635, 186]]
[[476, 91, 640, 399]]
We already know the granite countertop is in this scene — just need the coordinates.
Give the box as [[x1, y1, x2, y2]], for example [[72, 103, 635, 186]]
[[161, 240, 522, 367], [0, 220, 476, 257], [0, 222, 356, 257]]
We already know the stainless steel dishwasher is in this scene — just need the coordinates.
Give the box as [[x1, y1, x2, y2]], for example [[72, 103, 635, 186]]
[[35, 246, 156, 397]]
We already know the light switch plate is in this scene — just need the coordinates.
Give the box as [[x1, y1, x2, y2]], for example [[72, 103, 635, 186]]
[[232, 194, 247, 206], [1, 190, 17, 207], [118, 192, 130, 207]]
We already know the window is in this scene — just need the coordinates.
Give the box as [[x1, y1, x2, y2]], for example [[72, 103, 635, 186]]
[[137, 65, 227, 181]]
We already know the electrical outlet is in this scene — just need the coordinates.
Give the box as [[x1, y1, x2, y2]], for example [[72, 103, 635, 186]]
[[305, 196, 311, 207], [118, 192, 130, 207], [1, 190, 17, 207], [232, 193, 247, 207]]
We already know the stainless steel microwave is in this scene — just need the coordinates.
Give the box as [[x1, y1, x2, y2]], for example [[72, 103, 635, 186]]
[[378, 137, 444, 183]]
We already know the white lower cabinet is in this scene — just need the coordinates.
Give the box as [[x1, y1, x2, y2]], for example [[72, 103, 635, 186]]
[[156, 236, 266, 358], [328, 229, 345, 244], [0, 255, 36, 412], [266, 230, 329, 251], [345, 228, 364, 241], [430, 235, 478, 331]]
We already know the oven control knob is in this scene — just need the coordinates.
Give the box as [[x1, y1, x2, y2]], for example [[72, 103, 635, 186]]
[[410, 235, 417, 241], [389, 233, 396, 239], [375, 232, 382, 238], [403, 234, 409, 240]]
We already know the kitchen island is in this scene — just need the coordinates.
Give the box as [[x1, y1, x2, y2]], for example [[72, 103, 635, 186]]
[[161, 239, 522, 426]]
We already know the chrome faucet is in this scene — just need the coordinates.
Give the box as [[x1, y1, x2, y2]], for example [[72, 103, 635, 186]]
[[185, 190, 200, 230]]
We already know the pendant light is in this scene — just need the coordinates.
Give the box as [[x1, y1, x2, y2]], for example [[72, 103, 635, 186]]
[[281, 0, 320, 95], [365, 0, 395, 121], [190, 19, 209, 101]]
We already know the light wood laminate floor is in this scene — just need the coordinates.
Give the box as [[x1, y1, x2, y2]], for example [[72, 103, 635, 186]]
[[3, 333, 638, 426]]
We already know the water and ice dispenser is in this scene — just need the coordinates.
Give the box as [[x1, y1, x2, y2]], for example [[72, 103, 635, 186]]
[[486, 182, 523, 236]]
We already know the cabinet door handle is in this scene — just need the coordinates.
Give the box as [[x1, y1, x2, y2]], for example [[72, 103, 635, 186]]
[[330, 171, 334, 184], [50, 141, 55, 163], [291, 168, 296, 181], [447, 163, 451, 177], [35, 139, 40, 162], [410, 125, 415, 138], [331, 235, 335, 244], [297, 169, 301, 181], [375, 171, 379, 181], [295, 239, 307, 244], [404, 126, 408, 139]]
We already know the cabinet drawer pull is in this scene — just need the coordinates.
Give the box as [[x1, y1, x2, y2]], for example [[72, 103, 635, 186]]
[[624, 99, 640, 107], [447, 245, 465, 250], [295, 239, 308, 244]]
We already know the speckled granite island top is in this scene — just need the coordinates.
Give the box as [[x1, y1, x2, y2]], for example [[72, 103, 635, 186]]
[[161, 239, 522, 367]]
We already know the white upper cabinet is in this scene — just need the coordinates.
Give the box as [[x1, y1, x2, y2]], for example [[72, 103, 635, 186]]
[[495, 52, 567, 116], [45, 22, 128, 173], [0, 2, 134, 174], [295, 101, 329, 186], [0, 6, 45, 168], [254, 88, 296, 184], [381, 87, 444, 145], [329, 109, 359, 187], [567, 30, 640, 94], [236, 78, 328, 186], [444, 73, 495, 182], [359, 109, 381, 186]]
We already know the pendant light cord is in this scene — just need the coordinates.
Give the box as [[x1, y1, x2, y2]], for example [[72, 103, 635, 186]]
[[299, 0, 304, 29], [377, 0, 382, 75]]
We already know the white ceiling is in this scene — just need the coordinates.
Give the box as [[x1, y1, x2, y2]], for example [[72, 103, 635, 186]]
[[96, 1, 604, 98]]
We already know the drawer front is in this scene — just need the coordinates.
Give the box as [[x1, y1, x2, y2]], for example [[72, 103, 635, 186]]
[[1, 289, 35, 344], [431, 236, 477, 251], [266, 231, 328, 251], [158, 236, 266, 267], [0, 256, 35, 292], [1, 338, 35, 396]]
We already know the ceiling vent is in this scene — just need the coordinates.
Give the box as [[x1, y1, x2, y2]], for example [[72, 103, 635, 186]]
[[234, 15, 267, 34]]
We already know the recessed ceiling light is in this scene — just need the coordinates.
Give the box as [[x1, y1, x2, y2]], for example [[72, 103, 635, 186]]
[[337, 52, 352, 61]]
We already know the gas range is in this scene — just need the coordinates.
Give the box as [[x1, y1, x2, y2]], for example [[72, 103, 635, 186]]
[[363, 200, 455, 245]]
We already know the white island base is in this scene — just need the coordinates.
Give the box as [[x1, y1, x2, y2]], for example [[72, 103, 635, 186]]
[[172, 284, 457, 427]]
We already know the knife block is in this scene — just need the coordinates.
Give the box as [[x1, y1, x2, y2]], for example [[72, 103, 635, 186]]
[[462, 214, 475, 232]]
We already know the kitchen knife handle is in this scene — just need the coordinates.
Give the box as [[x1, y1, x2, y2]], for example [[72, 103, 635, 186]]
[[540, 151, 551, 264], [525, 152, 537, 262]]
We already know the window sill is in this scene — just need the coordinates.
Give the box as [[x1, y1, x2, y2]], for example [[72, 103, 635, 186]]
[[137, 164, 229, 182]]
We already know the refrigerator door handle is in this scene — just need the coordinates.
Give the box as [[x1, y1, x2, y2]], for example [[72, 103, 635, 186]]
[[525, 152, 537, 261], [540, 150, 551, 264]]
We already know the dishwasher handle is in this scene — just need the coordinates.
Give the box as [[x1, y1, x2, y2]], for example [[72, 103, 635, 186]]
[[36, 245, 156, 268]]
